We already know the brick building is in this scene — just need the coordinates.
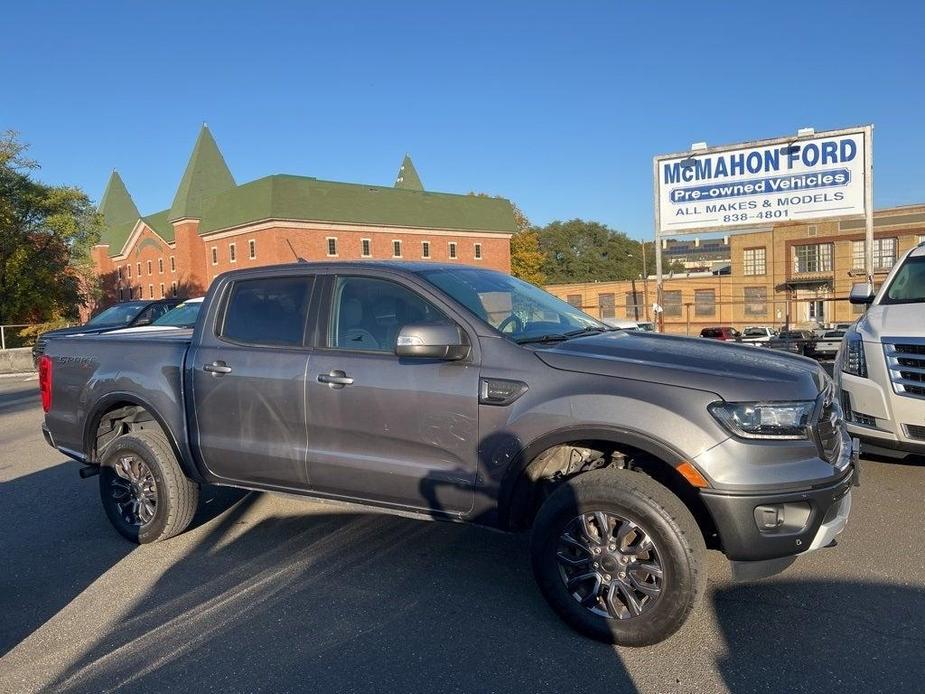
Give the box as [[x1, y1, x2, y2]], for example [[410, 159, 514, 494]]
[[90, 126, 516, 309], [546, 204, 925, 334]]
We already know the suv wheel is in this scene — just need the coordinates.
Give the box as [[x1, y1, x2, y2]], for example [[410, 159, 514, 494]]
[[99, 431, 199, 544], [531, 468, 705, 646]]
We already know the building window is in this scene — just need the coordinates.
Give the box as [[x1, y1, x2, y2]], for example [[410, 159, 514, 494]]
[[147, 260, 152, 275], [792, 243, 833, 273], [743, 247, 766, 276], [448, 242, 458, 259], [171, 281, 178, 297], [625, 291, 643, 319], [566, 294, 582, 309], [148, 284, 154, 299], [137, 262, 142, 276], [249, 239, 256, 259], [119, 287, 124, 301], [327, 237, 337, 257], [361, 239, 371, 257], [229, 243, 237, 262], [474, 243, 482, 260], [126, 265, 131, 279], [744, 287, 767, 316], [170, 256, 176, 272], [852, 238, 896, 270], [422, 241, 430, 258], [694, 289, 715, 316], [160, 282, 165, 298], [393, 240, 402, 258], [211, 247, 218, 265], [663, 290, 682, 317], [598, 293, 615, 319], [116, 266, 122, 281], [158, 258, 164, 274]]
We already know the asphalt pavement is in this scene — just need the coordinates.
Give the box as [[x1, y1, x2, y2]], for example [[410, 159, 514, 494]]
[[1, 375, 923, 693]]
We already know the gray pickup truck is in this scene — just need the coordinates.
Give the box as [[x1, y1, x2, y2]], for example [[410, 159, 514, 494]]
[[39, 262, 856, 646]]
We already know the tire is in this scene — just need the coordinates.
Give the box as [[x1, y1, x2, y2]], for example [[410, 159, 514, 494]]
[[98, 431, 199, 544], [531, 468, 705, 646]]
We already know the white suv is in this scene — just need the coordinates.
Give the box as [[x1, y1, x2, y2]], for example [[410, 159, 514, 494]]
[[835, 243, 925, 458]]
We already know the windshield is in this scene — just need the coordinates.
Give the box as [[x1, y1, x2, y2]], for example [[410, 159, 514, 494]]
[[419, 268, 606, 343], [743, 328, 767, 336], [152, 301, 202, 328], [882, 256, 925, 304], [823, 331, 845, 339], [86, 303, 146, 327]]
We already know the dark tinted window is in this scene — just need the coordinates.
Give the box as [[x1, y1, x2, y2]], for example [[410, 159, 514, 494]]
[[329, 276, 446, 353], [221, 276, 313, 347]]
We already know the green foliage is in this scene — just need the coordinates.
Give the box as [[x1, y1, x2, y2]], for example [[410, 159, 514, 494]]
[[0, 131, 101, 323], [536, 219, 653, 284]]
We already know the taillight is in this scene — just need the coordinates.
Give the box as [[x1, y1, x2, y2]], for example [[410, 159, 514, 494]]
[[39, 355, 52, 412]]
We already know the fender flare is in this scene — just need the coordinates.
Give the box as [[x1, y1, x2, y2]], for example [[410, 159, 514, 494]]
[[496, 425, 690, 530], [82, 391, 205, 483]]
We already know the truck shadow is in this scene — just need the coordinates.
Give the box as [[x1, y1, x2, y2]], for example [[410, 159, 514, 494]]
[[0, 460, 244, 659]]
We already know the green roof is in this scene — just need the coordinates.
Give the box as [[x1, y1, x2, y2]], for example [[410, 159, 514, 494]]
[[168, 125, 235, 222], [104, 128, 515, 257], [394, 154, 424, 191], [198, 175, 517, 235], [98, 171, 140, 247]]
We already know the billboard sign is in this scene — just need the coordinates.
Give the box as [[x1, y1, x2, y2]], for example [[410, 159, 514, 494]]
[[654, 127, 869, 234]]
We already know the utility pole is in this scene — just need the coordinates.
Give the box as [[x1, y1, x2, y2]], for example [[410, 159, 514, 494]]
[[641, 240, 650, 321]]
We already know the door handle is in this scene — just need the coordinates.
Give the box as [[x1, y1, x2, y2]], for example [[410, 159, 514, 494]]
[[204, 361, 232, 375], [317, 370, 354, 388]]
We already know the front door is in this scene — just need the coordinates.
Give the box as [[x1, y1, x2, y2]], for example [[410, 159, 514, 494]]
[[189, 274, 315, 488], [305, 275, 479, 514]]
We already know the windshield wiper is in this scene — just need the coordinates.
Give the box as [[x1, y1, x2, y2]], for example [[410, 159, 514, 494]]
[[563, 326, 613, 338], [515, 333, 570, 345]]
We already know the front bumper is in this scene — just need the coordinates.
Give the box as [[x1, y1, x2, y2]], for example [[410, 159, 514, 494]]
[[700, 461, 857, 563]]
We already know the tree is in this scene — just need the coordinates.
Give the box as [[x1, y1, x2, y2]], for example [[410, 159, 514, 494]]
[[0, 131, 100, 324], [536, 219, 652, 284], [468, 193, 548, 285]]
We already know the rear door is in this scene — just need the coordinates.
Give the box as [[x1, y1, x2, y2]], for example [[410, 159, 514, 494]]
[[188, 273, 316, 488], [304, 273, 480, 514]]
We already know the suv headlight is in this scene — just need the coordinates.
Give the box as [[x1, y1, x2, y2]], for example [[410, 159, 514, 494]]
[[841, 330, 867, 378], [709, 401, 813, 440]]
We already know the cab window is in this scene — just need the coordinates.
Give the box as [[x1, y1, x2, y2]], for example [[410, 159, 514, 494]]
[[220, 276, 314, 347], [328, 276, 448, 353]]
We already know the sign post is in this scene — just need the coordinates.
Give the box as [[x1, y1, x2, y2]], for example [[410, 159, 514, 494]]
[[653, 125, 873, 330]]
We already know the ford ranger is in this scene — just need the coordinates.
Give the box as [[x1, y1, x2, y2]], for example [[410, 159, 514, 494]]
[[39, 262, 856, 646]]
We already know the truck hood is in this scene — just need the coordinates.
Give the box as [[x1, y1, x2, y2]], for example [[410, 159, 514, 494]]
[[857, 303, 925, 342], [533, 331, 826, 402]]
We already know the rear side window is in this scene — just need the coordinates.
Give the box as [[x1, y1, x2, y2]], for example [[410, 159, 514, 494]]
[[220, 276, 313, 347]]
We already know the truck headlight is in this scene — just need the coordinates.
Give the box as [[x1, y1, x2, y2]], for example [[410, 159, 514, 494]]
[[841, 331, 867, 378], [709, 401, 813, 440]]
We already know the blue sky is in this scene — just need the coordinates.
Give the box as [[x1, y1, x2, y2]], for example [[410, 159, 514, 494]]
[[2, 1, 923, 240]]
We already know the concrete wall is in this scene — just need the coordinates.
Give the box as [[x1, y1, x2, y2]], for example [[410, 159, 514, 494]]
[[0, 348, 36, 374]]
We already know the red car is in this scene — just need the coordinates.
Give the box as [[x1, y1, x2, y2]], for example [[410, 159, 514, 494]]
[[700, 326, 741, 341]]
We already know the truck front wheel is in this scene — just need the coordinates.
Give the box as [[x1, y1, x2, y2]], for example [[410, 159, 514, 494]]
[[98, 431, 199, 544], [531, 468, 705, 646]]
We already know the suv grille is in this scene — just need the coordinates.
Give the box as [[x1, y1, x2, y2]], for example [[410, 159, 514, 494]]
[[883, 339, 925, 399], [814, 386, 843, 464]]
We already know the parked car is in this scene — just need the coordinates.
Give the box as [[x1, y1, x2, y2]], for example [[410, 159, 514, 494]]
[[39, 262, 855, 646], [31, 298, 183, 362], [108, 297, 205, 334], [836, 242, 925, 459], [739, 326, 777, 345], [699, 326, 741, 341], [601, 318, 642, 330], [635, 321, 656, 332], [769, 330, 817, 357], [814, 330, 846, 359]]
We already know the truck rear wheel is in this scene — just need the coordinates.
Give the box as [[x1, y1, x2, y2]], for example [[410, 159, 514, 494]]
[[98, 431, 199, 544], [531, 468, 705, 646]]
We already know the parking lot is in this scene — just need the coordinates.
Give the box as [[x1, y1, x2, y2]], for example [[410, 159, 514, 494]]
[[1, 375, 923, 694]]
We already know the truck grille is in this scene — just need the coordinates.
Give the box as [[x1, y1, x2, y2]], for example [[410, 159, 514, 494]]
[[814, 386, 843, 464], [883, 339, 925, 399]]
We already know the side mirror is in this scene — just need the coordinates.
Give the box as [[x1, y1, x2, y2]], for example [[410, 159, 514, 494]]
[[849, 282, 875, 305], [395, 323, 470, 361]]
